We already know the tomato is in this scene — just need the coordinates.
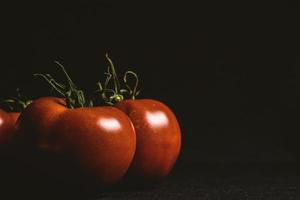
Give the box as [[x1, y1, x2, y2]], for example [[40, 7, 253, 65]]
[[17, 96, 136, 186], [0, 109, 19, 147], [115, 99, 181, 181], [0, 109, 20, 195], [96, 54, 182, 182], [17, 56, 181, 188], [0, 109, 20, 184], [0, 92, 31, 148]]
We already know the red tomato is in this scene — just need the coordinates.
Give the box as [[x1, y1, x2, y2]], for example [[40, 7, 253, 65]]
[[17, 97, 136, 186], [115, 99, 181, 182], [0, 109, 19, 146], [96, 54, 182, 182]]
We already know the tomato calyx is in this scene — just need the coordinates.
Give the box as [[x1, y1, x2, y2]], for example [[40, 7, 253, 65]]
[[1, 88, 32, 112], [96, 54, 140, 105], [34, 61, 90, 109]]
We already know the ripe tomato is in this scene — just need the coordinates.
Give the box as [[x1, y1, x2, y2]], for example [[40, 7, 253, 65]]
[[17, 96, 136, 186], [0, 109, 20, 194], [115, 99, 181, 181], [0, 109, 19, 146], [0, 92, 31, 148], [97, 54, 181, 182]]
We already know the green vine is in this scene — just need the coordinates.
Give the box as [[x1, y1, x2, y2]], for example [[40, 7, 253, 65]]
[[34, 61, 88, 109], [96, 54, 140, 105], [1, 88, 32, 112]]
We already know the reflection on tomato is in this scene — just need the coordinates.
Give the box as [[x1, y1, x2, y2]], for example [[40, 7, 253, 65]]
[[0, 109, 19, 146], [17, 61, 138, 187], [17, 97, 136, 186], [115, 99, 181, 181], [97, 55, 182, 182]]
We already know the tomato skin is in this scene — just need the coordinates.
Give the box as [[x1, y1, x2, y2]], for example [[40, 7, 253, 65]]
[[17, 97, 136, 186], [52, 107, 136, 185], [0, 110, 19, 146], [16, 97, 66, 150], [115, 99, 181, 181]]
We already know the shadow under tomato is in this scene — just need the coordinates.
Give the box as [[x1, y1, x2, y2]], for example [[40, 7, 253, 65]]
[[0, 152, 106, 199], [0, 146, 179, 200]]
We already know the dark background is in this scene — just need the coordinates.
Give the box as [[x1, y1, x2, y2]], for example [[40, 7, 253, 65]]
[[1, 1, 300, 199]]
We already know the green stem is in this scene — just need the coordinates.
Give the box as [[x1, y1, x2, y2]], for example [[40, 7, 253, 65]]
[[1, 89, 32, 112], [124, 71, 140, 100], [54, 61, 77, 89], [105, 54, 122, 94], [96, 54, 140, 105], [34, 61, 87, 109], [33, 73, 66, 97]]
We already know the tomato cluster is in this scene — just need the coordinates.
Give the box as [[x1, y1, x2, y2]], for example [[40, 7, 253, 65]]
[[0, 55, 181, 188]]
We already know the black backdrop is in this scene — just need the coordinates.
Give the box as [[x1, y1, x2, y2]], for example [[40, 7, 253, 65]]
[[1, 1, 300, 199]]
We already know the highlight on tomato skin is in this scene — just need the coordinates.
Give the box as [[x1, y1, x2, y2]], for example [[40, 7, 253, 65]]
[[0, 91, 29, 148], [115, 99, 181, 182], [15, 62, 137, 188], [0, 110, 19, 146], [0, 109, 20, 192], [0, 90, 31, 148], [50, 105, 136, 186], [1, 54, 182, 190], [0, 101, 23, 187], [96, 54, 182, 183]]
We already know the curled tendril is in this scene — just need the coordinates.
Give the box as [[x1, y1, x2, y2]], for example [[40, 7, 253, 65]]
[[104, 66, 113, 90], [96, 82, 118, 105], [34, 61, 87, 109], [123, 71, 140, 99], [1, 100, 15, 111], [96, 54, 141, 105], [54, 61, 77, 90], [33, 73, 66, 96], [77, 90, 86, 107], [105, 54, 121, 93]]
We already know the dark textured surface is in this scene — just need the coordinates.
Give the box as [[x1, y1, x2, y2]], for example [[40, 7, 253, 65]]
[[3, 159, 300, 199], [98, 162, 300, 200]]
